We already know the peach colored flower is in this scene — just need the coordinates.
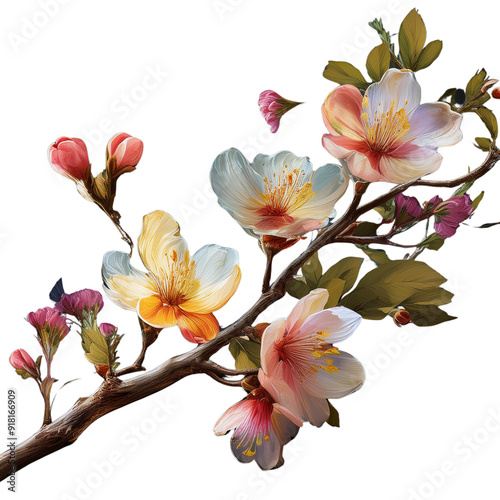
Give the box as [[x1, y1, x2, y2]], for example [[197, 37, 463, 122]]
[[106, 132, 144, 175], [214, 387, 302, 470], [211, 149, 348, 238], [258, 289, 364, 427], [322, 69, 463, 183], [48, 137, 90, 182], [102, 210, 241, 343]]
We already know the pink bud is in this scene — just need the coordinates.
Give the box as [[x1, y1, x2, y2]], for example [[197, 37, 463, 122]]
[[9, 349, 39, 378], [433, 194, 474, 238], [55, 289, 104, 320], [106, 133, 144, 174], [48, 137, 90, 181], [99, 323, 117, 337], [258, 90, 302, 133]]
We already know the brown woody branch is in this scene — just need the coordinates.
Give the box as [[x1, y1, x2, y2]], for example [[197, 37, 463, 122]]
[[1, 147, 498, 481]]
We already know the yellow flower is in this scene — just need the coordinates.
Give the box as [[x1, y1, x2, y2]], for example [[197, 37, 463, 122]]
[[102, 210, 241, 343]]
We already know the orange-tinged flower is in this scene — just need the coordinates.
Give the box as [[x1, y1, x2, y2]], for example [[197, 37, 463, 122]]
[[102, 210, 241, 343]]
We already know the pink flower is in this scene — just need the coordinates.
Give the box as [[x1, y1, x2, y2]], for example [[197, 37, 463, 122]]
[[258, 289, 364, 427], [432, 194, 474, 238], [27, 307, 70, 362], [214, 387, 302, 470], [99, 323, 116, 337], [107, 133, 144, 175], [258, 90, 301, 133], [48, 137, 90, 181], [55, 289, 104, 321], [9, 349, 40, 379], [322, 69, 463, 183]]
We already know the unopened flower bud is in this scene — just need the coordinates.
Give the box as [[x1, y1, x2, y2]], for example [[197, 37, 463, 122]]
[[106, 133, 144, 176], [492, 88, 500, 99], [394, 309, 411, 326], [258, 90, 302, 133], [48, 137, 91, 182], [260, 235, 300, 256], [95, 364, 110, 379], [99, 323, 117, 337], [9, 349, 40, 379], [253, 322, 270, 341]]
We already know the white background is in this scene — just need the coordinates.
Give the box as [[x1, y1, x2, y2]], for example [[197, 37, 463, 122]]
[[1, 1, 500, 499]]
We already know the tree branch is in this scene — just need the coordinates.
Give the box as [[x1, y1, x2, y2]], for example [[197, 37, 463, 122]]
[[2, 149, 499, 481]]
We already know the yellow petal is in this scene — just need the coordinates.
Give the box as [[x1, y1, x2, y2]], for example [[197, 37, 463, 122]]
[[106, 275, 156, 310], [137, 294, 177, 328], [175, 310, 220, 343], [138, 210, 189, 277]]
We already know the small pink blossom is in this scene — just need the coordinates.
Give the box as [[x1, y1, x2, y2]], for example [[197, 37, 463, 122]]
[[27, 307, 70, 362], [55, 289, 104, 320], [258, 90, 301, 133], [393, 192, 424, 229], [107, 133, 144, 175], [48, 137, 90, 181], [99, 323, 117, 337], [258, 289, 364, 427], [433, 194, 474, 238], [9, 349, 40, 379], [214, 387, 301, 470]]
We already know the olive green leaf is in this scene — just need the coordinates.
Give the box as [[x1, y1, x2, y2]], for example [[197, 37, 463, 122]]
[[398, 9, 427, 69], [229, 337, 261, 370], [475, 137, 492, 152], [302, 252, 323, 288], [472, 192, 484, 210], [366, 43, 391, 82], [326, 401, 340, 427], [414, 40, 442, 71], [323, 61, 370, 91], [357, 245, 392, 266], [318, 257, 364, 295], [286, 276, 311, 300], [418, 233, 445, 251], [476, 107, 498, 140], [404, 305, 456, 326]]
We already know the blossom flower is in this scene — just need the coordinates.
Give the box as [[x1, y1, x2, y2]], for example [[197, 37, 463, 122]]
[[106, 133, 144, 176], [393, 192, 424, 229], [214, 387, 302, 470], [322, 69, 463, 183], [258, 289, 364, 427], [55, 289, 104, 321], [48, 137, 91, 182], [9, 349, 40, 379], [258, 90, 302, 133], [210, 149, 348, 239], [27, 307, 70, 363], [102, 210, 241, 343], [431, 194, 474, 238]]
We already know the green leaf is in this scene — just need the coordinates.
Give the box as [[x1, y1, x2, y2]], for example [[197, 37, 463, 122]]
[[353, 221, 379, 236], [476, 107, 498, 140], [418, 233, 445, 251], [404, 304, 456, 326], [453, 181, 474, 197], [465, 69, 487, 102], [322, 278, 346, 308], [403, 288, 453, 307], [398, 9, 427, 69], [374, 197, 396, 221], [81, 320, 122, 369], [357, 245, 391, 266], [340, 260, 447, 320], [475, 137, 492, 151], [302, 252, 323, 288], [319, 257, 363, 295], [229, 337, 261, 370], [472, 192, 484, 210], [323, 61, 369, 91], [286, 276, 311, 300], [414, 40, 442, 71], [326, 401, 340, 427], [366, 43, 391, 82]]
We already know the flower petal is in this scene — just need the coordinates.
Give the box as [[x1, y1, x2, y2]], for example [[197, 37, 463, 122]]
[[322, 85, 365, 139], [306, 350, 365, 399], [137, 295, 177, 328], [408, 102, 463, 147], [379, 145, 442, 183], [102, 251, 156, 310], [298, 306, 362, 344], [180, 245, 241, 314], [214, 399, 251, 435], [250, 151, 313, 183], [260, 319, 286, 376], [210, 148, 267, 228], [291, 164, 348, 220], [286, 288, 329, 334], [365, 69, 421, 117], [138, 210, 188, 277], [175, 310, 220, 343]]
